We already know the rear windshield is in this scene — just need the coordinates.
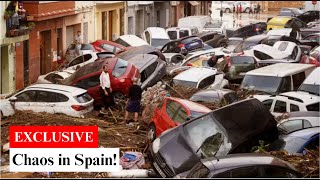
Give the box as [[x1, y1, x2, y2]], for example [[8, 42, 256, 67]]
[[299, 84, 320, 96], [81, 44, 94, 50], [112, 58, 128, 78], [241, 75, 283, 94], [75, 93, 93, 103], [231, 56, 255, 64]]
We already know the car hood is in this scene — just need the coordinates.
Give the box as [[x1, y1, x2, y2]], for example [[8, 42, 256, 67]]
[[156, 98, 278, 176]]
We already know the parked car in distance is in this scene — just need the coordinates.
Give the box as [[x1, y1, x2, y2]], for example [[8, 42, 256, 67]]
[[62, 52, 115, 71], [60, 58, 140, 106], [127, 54, 166, 90], [241, 63, 316, 95], [142, 27, 171, 49], [267, 16, 307, 31], [149, 98, 279, 178], [148, 97, 211, 141], [178, 16, 212, 33], [300, 46, 320, 67], [277, 111, 320, 134], [279, 8, 304, 17], [215, 1, 234, 13], [161, 36, 204, 55], [173, 67, 229, 90], [202, 20, 229, 35], [114, 35, 148, 47], [253, 91, 320, 117], [222, 55, 257, 81], [117, 45, 165, 61], [232, 34, 269, 53], [0, 84, 93, 118], [36, 70, 75, 84], [298, 67, 320, 95], [268, 127, 319, 154], [233, 1, 251, 13], [91, 40, 127, 54], [64, 43, 96, 62], [297, 10, 320, 23], [178, 153, 302, 178], [166, 27, 199, 40], [195, 32, 228, 48], [190, 88, 238, 105], [228, 22, 267, 38]]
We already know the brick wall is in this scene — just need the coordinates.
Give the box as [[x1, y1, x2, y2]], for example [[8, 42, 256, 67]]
[[267, 1, 305, 12]]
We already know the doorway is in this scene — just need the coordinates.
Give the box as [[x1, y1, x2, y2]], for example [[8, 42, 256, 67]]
[[1, 45, 9, 94], [40, 30, 51, 75], [23, 40, 29, 87], [108, 11, 113, 41]]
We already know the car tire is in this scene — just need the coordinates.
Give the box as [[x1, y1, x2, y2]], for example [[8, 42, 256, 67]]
[[245, 7, 250, 13], [225, 8, 231, 13], [112, 92, 126, 106], [219, 41, 228, 48], [147, 123, 156, 143]]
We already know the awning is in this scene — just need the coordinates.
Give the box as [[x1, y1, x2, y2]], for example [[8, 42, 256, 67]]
[[188, 1, 200, 6], [170, 1, 180, 6]]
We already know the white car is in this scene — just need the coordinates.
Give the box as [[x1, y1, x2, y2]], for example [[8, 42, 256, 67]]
[[0, 84, 94, 118], [298, 67, 320, 96], [277, 111, 320, 134], [253, 91, 320, 117], [36, 69, 75, 84], [64, 43, 96, 62], [202, 20, 229, 35], [173, 67, 229, 89], [243, 41, 302, 63], [62, 52, 114, 71], [178, 16, 212, 33], [166, 27, 199, 40], [114, 35, 148, 47], [142, 27, 171, 49]]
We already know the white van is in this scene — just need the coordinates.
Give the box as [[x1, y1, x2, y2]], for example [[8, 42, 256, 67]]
[[178, 16, 212, 32], [166, 27, 199, 40], [298, 67, 320, 95], [241, 63, 316, 94], [142, 27, 171, 49]]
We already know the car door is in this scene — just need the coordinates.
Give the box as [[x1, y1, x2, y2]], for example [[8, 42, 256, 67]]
[[273, 99, 288, 117], [13, 90, 37, 111], [156, 99, 179, 133], [31, 90, 56, 114], [47, 91, 70, 115], [261, 99, 275, 111]]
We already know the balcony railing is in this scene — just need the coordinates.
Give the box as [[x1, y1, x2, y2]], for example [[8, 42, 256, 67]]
[[4, 13, 34, 38]]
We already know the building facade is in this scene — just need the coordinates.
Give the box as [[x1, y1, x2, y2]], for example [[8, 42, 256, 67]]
[[24, 1, 95, 84], [94, 1, 125, 41], [1, 1, 30, 94]]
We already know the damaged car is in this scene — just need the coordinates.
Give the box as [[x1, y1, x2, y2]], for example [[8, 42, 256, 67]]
[[117, 45, 165, 61], [148, 98, 279, 178]]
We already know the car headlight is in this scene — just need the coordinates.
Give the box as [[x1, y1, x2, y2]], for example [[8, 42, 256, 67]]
[[152, 138, 161, 153]]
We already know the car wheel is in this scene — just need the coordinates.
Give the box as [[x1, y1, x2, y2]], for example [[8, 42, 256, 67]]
[[219, 41, 228, 47], [225, 8, 231, 13], [147, 123, 156, 142], [112, 92, 126, 106], [245, 7, 250, 13]]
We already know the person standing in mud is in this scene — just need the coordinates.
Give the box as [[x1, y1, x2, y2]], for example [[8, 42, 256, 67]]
[[125, 78, 143, 123], [99, 64, 112, 114]]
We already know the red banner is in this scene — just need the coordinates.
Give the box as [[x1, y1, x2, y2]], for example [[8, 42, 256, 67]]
[[9, 126, 99, 148]]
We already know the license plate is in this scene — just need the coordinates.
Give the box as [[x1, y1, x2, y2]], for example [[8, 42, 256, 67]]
[[153, 162, 166, 178]]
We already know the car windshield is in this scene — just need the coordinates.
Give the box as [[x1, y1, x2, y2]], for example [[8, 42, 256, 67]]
[[241, 75, 283, 94], [184, 114, 232, 158], [151, 39, 171, 49], [81, 44, 94, 50], [299, 84, 320, 96], [75, 93, 93, 103], [112, 58, 128, 78], [231, 56, 255, 64]]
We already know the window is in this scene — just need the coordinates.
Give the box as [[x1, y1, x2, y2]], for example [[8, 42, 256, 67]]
[[173, 107, 188, 124], [44, 73, 63, 83], [290, 104, 300, 112], [144, 61, 158, 77], [274, 100, 287, 113], [165, 100, 180, 120], [198, 75, 215, 89], [101, 44, 116, 53], [254, 50, 273, 60], [191, 28, 199, 35], [279, 120, 303, 133], [34, 91, 69, 103], [289, 46, 299, 60], [292, 72, 306, 90], [112, 58, 128, 78], [179, 30, 189, 38], [306, 102, 320, 111], [74, 75, 100, 90], [167, 31, 177, 40], [75, 93, 92, 103], [80, 44, 94, 50], [262, 99, 273, 110], [278, 76, 292, 93], [69, 54, 93, 67], [303, 120, 312, 129], [114, 38, 130, 47], [214, 166, 260, 178], [145, 31, 151, 44], [305, 35, 320, 42], [16, 90, 37, 102]]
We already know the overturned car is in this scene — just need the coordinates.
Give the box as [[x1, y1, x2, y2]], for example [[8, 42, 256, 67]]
[[148, 98, 279, 178]]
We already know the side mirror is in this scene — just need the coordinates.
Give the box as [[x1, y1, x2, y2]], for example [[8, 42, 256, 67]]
[[9, 97, 17, 102]]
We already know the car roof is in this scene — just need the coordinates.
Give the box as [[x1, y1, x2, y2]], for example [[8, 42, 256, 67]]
[[273, 41, 297, 55], [251, 44, 290, 59], [167, 97, 211, 113], [286, 111, 320, 118], [246, 63, 315, 77], [279, 91, 320, 104], [119, 35, 148, 46], [202, 153, 295, 171], [145, 27, 169, 39], [285, 126, 320, 139], [127, 54, 158, 69], [268, 16, 292, 25], [173, 67, 218, 82], [26, 84, 87, 97], [302, 67, 320, 85]]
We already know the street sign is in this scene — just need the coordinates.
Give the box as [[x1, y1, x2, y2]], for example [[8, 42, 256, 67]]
[[312, 1, 317, 5]]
